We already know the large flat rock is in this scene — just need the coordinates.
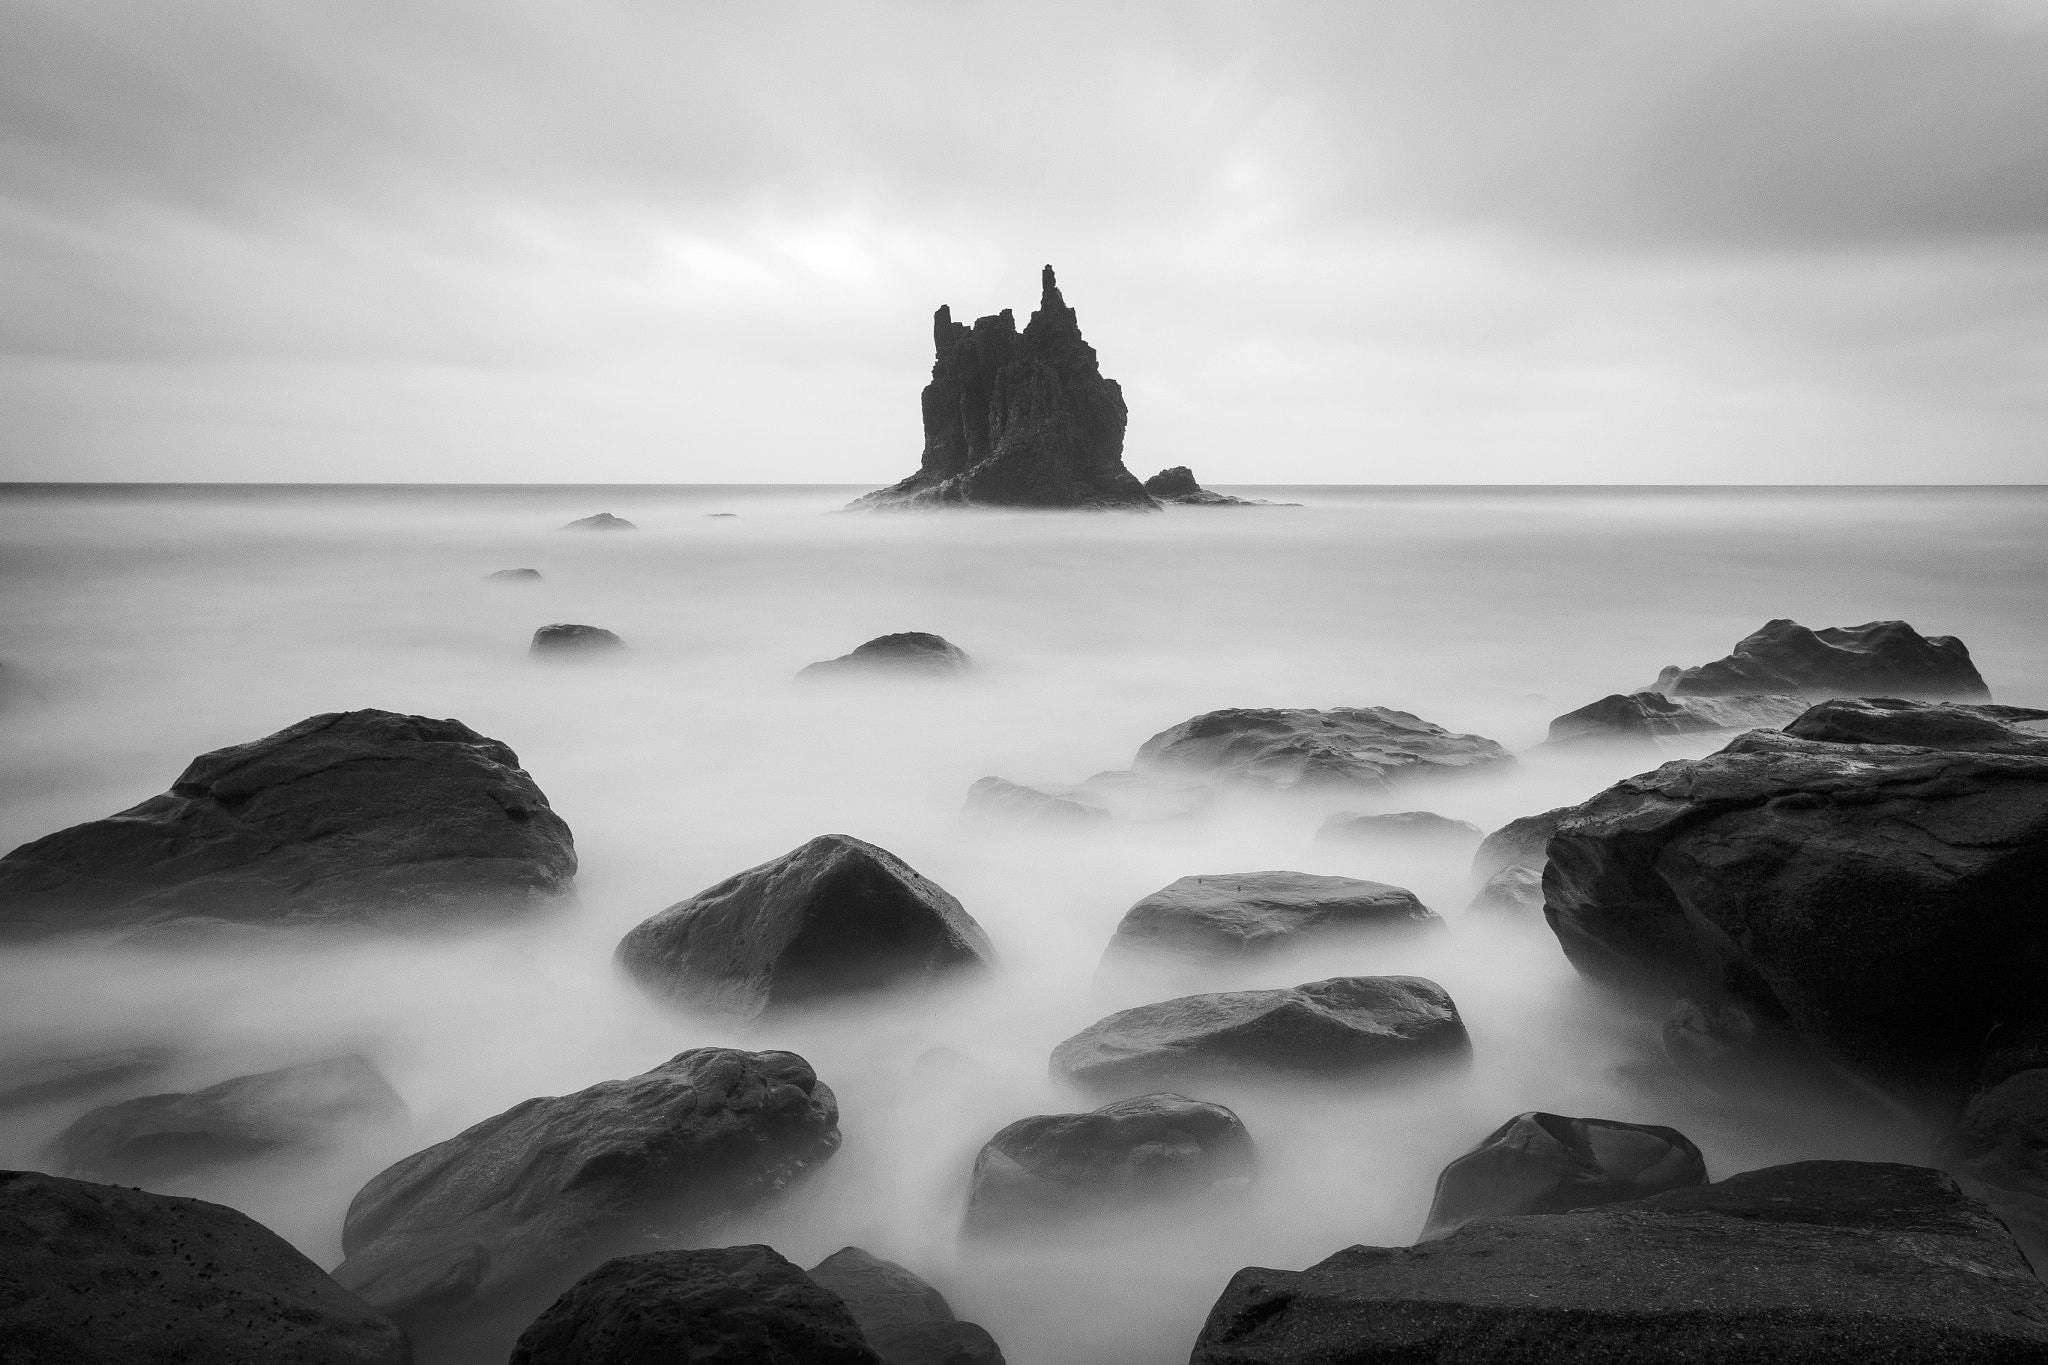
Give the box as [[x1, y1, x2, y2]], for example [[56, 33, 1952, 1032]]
[[1133, 708, 1514, 796]]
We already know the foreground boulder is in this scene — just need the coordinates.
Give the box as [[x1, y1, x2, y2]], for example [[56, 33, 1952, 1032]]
[[0, 710, 577, 940], [808, 1247, 1006, 1365], [964, 1094, 1254, 1236], [618, 835, 993, 1020], [1653, 618, 1990, 700], [1420, 1111, 1706, 1240], [530, 623, 624, 655], [334, 1048, 840, 1360], [1052, 976, 1468, 1093], [1465, 806, 1574, 918], [962, 777, 1107, 825], [798, 632, 974, 680], [1102, 872, 1439, 966], [560, 512, 635, 530], [487, 567, 542, 581], [509, 1245, 879, 1365], [1545, 690, 1805, 746], [1545, 699, 2048, 1106], [847, 266, 1157, 511], [1313, 810, 1481, 852], [0, 1169, 408, 1364], [1134, 708, 1515, 795], [55, 1055, 405, 1184], [1191, 1162, 2048, 1364]]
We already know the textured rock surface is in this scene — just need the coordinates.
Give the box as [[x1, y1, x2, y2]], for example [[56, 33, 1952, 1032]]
[[848, 267, 1157, 511], [617, 835, 993, 1019], [798, 632, 974, 680], [964, 1094, 1255, 1235], [1653, 618, 1990, 700], [1052, 976, 1468, 1093], [1544, 702, 2048, 1105], [809, 1246, 1007, 1365], [0, 1169, 409, 1365], [508, 1245, 880, 1365], [1545, 690, 1806, 745], [487, 568, 541, 581], [1134, 708, 1514, 795], [1313, 810, 1482, 851], [1103, 872, 1439, 964], [560, 512, 635, 530], [333, 1048, 840, 1359], [54, 1055, 406, 1184], [0, 709, 577, 940], [1786, 695, 2048, 750], [1420, 1111, 1706, 1239], [1191, 1162, 2048, 1365], [529, 623, 624, 655], [962, 777, 1107, 825]]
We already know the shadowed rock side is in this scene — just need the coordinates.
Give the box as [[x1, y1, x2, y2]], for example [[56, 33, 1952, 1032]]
[[1937, 1022, 2048, 1276], [964, 1094, 1255, 1236], [1314, 810, 1482, 852], [560, 512, 635, 530], [530, 623, 624, 655], [847, 267, 1157, 511], [1545, 690, 1807, 746], [1191, 1162, 2048, 1365], [1420, 1112, 1707, 1240], [334, 1048, 840, 1363], [618, 835, 993, 1020], [1465, 806, 1575, 918], [0, 709, 577, 941], [1652, 618, 1990, 700], [1102, 872, 1440, 966], [798, 632, 974, 680], [508, 1245, 881, 1365], [0, 1169, 410, 1365], [1053, 976, 1469, 1094], [808, 1247, 1007, 1365], [1134, 708, 1515, 796], [1544, 699, 2048, 1109]]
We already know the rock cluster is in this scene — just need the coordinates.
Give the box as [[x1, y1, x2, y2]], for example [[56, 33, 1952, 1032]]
[[1134, 707, 1515, 796], [1652, 617, 1990, 700]]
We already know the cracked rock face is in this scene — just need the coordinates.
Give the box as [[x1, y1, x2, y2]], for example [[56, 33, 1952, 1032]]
[[0, 709, 577, 940]]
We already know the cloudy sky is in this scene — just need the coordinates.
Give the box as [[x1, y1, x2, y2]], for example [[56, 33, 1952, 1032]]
[[3, 0, 2045, 484]]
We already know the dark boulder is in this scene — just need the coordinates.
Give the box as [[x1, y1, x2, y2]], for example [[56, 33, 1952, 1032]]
[[0, 709, 577, 940], [847, 267, 1158, 511], [560, 512, 635, 530], [54, 1055, 406, 1184], [1143, 466, 1259, 507], [530, 623, 624, 655], [1654, 618, 1990, 701], [0, 1045, 174, 1112], [1102, 872, 1439, 965], [0, 1169, 409, 1365], [487, 568, 542, 581], [1465, 806, 1574, 918], [1544, 703, 2048, 1107], [1935, 1021, 2048, 1277], [808, 1246, 1007, 1365], [1192, 1161, 2048, 1364], [1134, 708, 1515, 796], [1545, 690, 1805, 746], [962, 777, 1107, 825], [508, 1245, 880, 1365], [799, 632, 974, 680], [1420, 1111, 1706, 1239], [1786, 695, 2048, 751], [617, 835, 993, 1020], [1313, 810, 1482, 852], [333, 1048, 840, 1360], [963, 1094, 1255, 1236], [1052, 976, 1469, 1093]]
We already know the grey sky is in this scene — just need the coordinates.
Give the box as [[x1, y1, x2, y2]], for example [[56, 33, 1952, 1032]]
[[3, 0, 2045, 482]]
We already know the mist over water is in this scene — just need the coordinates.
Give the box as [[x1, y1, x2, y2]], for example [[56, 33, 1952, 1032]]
[[1, 483, 2044, 1364]]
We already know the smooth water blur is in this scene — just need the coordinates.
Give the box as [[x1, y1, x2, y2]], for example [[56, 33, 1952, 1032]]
[[0, 483, 2043, 1364]]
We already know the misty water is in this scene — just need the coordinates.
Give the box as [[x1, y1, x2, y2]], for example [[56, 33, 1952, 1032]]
[[1, 483, 2043, 1364]]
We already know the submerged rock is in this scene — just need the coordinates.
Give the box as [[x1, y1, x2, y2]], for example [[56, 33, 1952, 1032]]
[[334, 1047, 841, 1361], [1052, 976, 1468, 1093], [0, 1170, 409, 1365], [560, 512, 635, 530], [1192, 1162, 2048, 1364], [1466, 864, 1545, 917], [1653, 618, 1990, 701], [54, 1055, 406, 1184], [847, 266, 1157, 511], [964, 1094, 1255, 1236], [509, 1245, 880, 1365], [1420, 1111, 1706, 1240], [962, 777, 1107, 825], [798, 632, 974, 680], [0, 709, 577, 940], [1313, 809, 1482, 851], [617, 835, 993, 1020], [530, 623, 624, 655], [808, 1246, 1007, 1365], [0, 1046, 174, 1112], [487, 567, 542, 581], [1545, 690, 1806, 746], [1465, 805, 1574, 918], [1102, 872, 1439, 965], [1134, 708, 1515, 796]]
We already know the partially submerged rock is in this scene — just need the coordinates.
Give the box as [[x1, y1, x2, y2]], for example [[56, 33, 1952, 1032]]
[[964, 1093, 1255, 1235], [0, 709, 577, 940], [1465, 806, 1574, 918], [1466, 864, 1544, 917], [0, 1169, 409, 1365], [487, 567, 542, 581], [1052, 976, 1468, 1093], [0, 1046, 174, 1112], [1134, 708, 1515, 796], [1653, 618, 1990, 701], [529, 623, 624, 655], [1143, 467, 1263, 507], [1545, 690, 1806, 746], [1313, 810, 1482, 851], [617, 835, 993, 1020], [808, 1246, 1007, 1365], [1192, 1162, 2048, 1364], [1420, 1111, 1706, 1240], [798, 632, 974, 680], [962, 777, 1107, 825], [560, 512, 635, 530], [1102, 872, 1439, 965]]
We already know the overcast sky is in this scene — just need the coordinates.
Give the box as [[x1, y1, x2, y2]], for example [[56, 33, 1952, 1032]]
[[3, 0, 2045, 484]]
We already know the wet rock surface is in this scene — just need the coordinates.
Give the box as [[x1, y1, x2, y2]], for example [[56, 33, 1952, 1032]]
[[0, 709, 577, 940], [1102, 871, 1439, 964], [1545, 690, 1806, 746], [0, 1169, 409, 1365], [962, 776, 1107, 824], [618, 835, 993, 1020], [964, 1093, 1255, 1235], [559, 512, 635, 530], [809, 1246, 1007, 1365], [1653, 617, 1990, 700], [1134, 708, 1515, 795], [1191, 1161, 2048, 1365], [799, 632, 975, 680], [529, 623, 624, 655], [1420, 1111, 1706, 1239], [1313, 809, 1482, 851]]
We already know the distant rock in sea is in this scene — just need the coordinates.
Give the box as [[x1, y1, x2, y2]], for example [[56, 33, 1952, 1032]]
[[1142, 467, 1295, 507], [1134, 707, 1515, 796], [561, 512, 636, 530], [530, 624, 625, 656], [798, 632, 973, 680], [1651, 618, 1989, 701], [847, 267, 1158, 511], [1544, 690, 1806, 747], [488, 568, 543, 581]]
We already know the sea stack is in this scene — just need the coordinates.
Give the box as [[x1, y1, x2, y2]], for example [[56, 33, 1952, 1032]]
[[847, 267, 1158, 511]]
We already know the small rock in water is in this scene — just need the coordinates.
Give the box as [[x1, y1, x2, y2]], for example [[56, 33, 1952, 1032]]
[[488, 567, 543, 581], [1134, 707, 1515, 796], [1143, 466, 1258, 506], [798, 632, 974, 680], [1420, 1111, 1706, 1239], [1464, 805, 1575, 918], [962, 776, 1108, 825], [530, 623, 625, 655], [1102, 871, 1440, 966], [1653, 617, 1990, 701], [1544, 690, 1807, 746], [704, 512, 739, 518], [809, 1246, 1007, 1365], [1313, 810, 1483, 852], [0, 1046, 175, 1112], [560, 512, 636, 530]]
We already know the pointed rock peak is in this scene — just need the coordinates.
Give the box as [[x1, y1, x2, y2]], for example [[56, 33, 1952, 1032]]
[[1040, 264, 1065, 311]]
